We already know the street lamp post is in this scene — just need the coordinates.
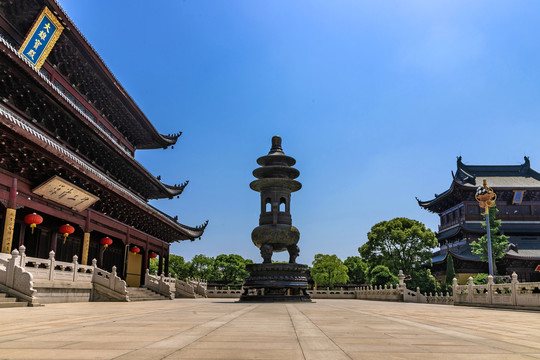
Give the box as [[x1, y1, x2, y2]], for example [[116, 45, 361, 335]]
[[475, 179, 497, 276]]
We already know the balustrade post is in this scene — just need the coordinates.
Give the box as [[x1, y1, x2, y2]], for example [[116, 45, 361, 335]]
[[467, 276, 474, 303], [452, 278, 458, 304], [487, 274, 494, 305], [19, 245, 26, 268], [511, 272, 518, 306], [48, 250, 55, 281], [111, 266, 117, 289], [72, 255, 79, 282], [6, 249, 19, 288]]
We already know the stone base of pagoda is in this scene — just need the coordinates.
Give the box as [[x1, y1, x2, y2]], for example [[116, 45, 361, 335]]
[[239, 263, 312, 302]]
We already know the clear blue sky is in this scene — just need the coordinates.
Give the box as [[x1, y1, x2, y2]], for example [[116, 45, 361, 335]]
[[58, 0, 540, 265]]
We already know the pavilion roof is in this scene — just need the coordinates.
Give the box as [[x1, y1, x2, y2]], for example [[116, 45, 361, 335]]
[[417, 156, 540, 213]]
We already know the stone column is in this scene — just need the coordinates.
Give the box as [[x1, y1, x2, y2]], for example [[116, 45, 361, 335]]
[[1, 178, 17, 254]]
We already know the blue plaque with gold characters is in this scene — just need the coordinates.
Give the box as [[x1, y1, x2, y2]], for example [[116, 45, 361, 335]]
[[18, 7, 64, 70]]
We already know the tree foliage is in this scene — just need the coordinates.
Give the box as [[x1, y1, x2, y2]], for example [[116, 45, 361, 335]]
[[311, 254, 349, 288], [343, 256, 368, 284], [470, 206, 509, 274], [407, 268, 441, 294], [369, 265, 398, 287], [445, 255, 456, 286], [188, 254, 219, 280], [360, 217, 437, 276], [214, 254, 253, 285]]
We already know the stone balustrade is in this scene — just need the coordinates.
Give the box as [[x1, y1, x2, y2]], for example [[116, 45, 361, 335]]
[[452, 273, 540, 308], [143, 270, 173, 299], [207, 287, 248, 298], [308, 287, 357, 299], [0, 248, 37, 305], [23, 250, 94, 283], [0, 246, 128, 303]]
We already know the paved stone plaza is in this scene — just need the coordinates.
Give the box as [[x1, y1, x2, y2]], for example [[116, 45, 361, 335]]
[[2, 299, 540, 359]]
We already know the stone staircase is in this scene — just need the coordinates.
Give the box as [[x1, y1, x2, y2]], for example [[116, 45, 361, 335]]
[[127, 287, 171, 302], [0, 291, 28, 308]]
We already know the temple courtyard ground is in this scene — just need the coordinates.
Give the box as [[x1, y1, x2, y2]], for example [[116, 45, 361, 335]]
[[1, 299, 540, 359]]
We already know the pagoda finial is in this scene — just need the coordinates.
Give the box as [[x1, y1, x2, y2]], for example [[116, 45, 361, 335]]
[[524, 156, 530, 167], [269, 135, 283, 154]]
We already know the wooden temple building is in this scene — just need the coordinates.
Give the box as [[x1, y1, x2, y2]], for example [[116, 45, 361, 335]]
[[418, 157, 540, 283], [0, 1, 207, 287]]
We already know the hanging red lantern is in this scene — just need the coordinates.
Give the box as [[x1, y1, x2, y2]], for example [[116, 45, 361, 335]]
[[130, 246, 140, 254], [24, 213, 43, 234], [100, 237, 113, 249], [149, 252, 158, 259], [59, 224, 75, 244]]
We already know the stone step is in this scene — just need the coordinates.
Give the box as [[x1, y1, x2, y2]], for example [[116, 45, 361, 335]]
[[0, 302, 27, 308], [126, 287, 170, 302], [0, 297, 18, 303]]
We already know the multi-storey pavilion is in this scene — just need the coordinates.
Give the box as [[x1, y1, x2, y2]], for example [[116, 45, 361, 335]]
[[418, 157, 540, 282], [0, 1, 207, 286]]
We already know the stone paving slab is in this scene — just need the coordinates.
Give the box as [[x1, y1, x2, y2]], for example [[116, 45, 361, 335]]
[[1, 299, 540, 359]]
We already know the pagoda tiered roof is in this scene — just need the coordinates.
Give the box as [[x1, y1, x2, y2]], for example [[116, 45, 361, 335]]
[[0, 0, 180, 150], [0, 35, 186, 200], [417, 157, 540, 213], [0, 0, 207, 242], [0, 102, 207, 241]]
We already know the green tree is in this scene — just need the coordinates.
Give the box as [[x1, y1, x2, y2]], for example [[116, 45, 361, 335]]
[[370, 265, 398, 287], [360, 218, 437, 276], [445, 255, 456, 287], [311, 254, 349, 288], [149, 258, 158, 275], [408, 268, 441, 294], [168, 254, 188, 278], [187, 254, 219, 280], [343, 256, 368, 284], [470, 206, 509, 274], [214, 254, 253, 285], [148, 254, 188, 278]]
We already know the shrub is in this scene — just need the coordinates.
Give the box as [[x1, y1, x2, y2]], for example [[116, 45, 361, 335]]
[[473, 273, 489, 285], [370, 265, 398, 287]]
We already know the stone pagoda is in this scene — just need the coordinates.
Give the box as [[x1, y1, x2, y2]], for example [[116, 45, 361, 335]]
[[240, 136, 311, 302]]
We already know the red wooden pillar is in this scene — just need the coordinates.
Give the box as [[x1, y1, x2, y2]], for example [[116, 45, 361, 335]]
[[164, 245, 170, 277], [158, 242, 164, 275], [18, 225, 26, 248], [50, 230, 58, 254], [139, 236, 149, 286]]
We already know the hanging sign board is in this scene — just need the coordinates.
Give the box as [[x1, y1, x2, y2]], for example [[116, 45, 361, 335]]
[[33, 176, 99, 212], [18, 7, 64, 70]]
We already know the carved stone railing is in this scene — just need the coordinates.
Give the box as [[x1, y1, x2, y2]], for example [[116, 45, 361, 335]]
[[187, 278, 208, 297], [452, 273, 540, 308], [0, 248, 37, 305], [309, 287, 357, 299], [92, 259, 128, 301], [0, 246, 127, 303], [174, 276, 196, 298], [24, 250, 94, 283], [144, 269, 174, 299], [207, 286, 250, 298], [355, 284, 404, 302]]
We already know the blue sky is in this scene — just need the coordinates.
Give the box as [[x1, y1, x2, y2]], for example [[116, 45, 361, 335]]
[[58, 1, 540, 264]]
